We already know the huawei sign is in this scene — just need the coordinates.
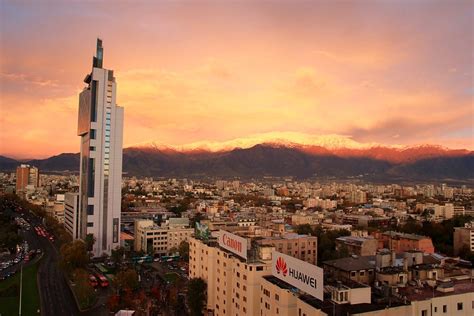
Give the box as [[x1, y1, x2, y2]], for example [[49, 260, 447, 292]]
[[275, 257, 288, 276], [271, 251, 324, 301]]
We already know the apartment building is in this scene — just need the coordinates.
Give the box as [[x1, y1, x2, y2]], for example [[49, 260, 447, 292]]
[[373, 231, 435, 254], [453, 222, 474, 255], [134, 219, 194, 255], [335, 236, 378, 256], [189, 235, 272, 316], [15, 164, 39, 193], [255, 233, 318, 265]]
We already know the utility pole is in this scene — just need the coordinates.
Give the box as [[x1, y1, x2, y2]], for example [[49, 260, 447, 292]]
[[19, 263, 23, 316]]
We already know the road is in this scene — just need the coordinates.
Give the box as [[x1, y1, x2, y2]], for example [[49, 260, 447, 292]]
[[20, 211, 81, 316], [3, 204, 110, 316]]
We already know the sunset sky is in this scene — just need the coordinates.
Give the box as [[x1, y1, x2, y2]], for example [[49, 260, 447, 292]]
[[1, 0, 473, 159]]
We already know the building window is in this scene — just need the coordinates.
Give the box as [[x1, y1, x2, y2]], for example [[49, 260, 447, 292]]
[[457, 302, 463, 310], [275, 294, 279, 301], [87, 205, 94, 215], [87, 222, 94, 227], [421, 312, 428, 316]]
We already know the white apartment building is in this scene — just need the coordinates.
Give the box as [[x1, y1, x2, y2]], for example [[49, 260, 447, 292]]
[[64, 192, 79, 239], [454, 222, 474, 255], [189, 230, 320, 316], [189, 235, 272, 316], [77, 39, 123, 256], [433, 203, 454, 219], [134, 219, 194, 255]]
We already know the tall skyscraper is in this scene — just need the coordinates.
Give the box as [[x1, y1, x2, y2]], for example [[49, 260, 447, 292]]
[[77, 39, 123, 257], [16, 164, 39, 192]]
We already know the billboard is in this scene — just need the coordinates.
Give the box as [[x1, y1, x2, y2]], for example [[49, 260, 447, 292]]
[[195, 222, 211, 241], [272, 251, 323, 300], [218, 230, 248, 259]]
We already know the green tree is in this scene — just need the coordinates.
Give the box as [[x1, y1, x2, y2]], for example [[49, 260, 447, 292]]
[[85, 233, 96, 252], [295, 224, 313, 235], [0, 214, 22, 253], [187, 278, 207, 316], [114, 269, 139, 291], [178, 241, 190, 261], [59, 240, 89, 274], [169, 247, 178, 255], [72, 268, 95, 309], [111, 246, 125, 266]]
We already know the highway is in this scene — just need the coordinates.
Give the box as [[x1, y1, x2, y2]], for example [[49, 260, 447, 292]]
[[20, 211, 80, 316], [1, 199, 110, 316]]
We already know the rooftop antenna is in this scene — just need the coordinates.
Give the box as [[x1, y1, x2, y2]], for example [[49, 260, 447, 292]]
[[93, 38, 103, 68]]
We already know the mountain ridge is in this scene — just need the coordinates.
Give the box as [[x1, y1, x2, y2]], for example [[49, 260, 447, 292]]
[[1, 143, 473, 181]]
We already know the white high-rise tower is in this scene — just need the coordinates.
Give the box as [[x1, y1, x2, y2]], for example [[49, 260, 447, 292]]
[[77, 39, 123, 256]]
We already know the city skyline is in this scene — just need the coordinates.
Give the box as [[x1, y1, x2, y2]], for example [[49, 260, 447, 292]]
[[1, 0, 473, 159]]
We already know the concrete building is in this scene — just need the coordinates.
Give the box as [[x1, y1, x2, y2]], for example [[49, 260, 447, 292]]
[[255, 233, 318, 265], [453, 222, 474, 255], [335, 236, 378, 256], [434, 203, 454, 219], [268, 278, 474, 316], [323, 256, 376, 285], [64, 193, 80, 239], [15, 164, 39, 192], [373, 231, 435, 254], [134, 219, 194, 255], [189, 235, 272, 316], [77, 39, 123, 256]]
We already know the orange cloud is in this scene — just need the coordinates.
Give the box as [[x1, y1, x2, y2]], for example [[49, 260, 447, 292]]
[[0, 1, 472, 158]]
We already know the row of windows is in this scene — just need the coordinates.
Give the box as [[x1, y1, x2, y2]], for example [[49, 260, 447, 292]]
[[350, 270, 373, 277]]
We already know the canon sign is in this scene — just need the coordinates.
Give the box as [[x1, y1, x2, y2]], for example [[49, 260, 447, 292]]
[[272, 251, 323, 300], [218, 230, 248, 259]]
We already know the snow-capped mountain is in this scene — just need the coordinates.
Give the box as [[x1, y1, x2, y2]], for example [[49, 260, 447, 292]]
[[131, 132, 471, 163]]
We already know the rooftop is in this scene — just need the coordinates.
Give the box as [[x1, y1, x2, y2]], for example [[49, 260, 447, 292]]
[[323, 256, 375, 272], [382, 231, 428, 241], [400, 279, 474, 301], [263, 275, 297, 291]]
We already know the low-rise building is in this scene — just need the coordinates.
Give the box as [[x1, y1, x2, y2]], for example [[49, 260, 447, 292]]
[[255, 233, 318, 265], [373, 231, 435, 254], [134, 218, 193, 255], [335, 236, 378, 256], [453, 222, 474, 255]]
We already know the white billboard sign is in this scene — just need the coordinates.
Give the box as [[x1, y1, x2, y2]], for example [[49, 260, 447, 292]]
[[218, 230, 248, 259], [272, 251, 323, 300]]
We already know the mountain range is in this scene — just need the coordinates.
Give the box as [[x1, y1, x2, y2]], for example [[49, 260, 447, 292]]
[[1, 140, 473, 181]]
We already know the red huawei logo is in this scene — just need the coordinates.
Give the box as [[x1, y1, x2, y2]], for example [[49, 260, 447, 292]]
[[276, 257, 287, 277]]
